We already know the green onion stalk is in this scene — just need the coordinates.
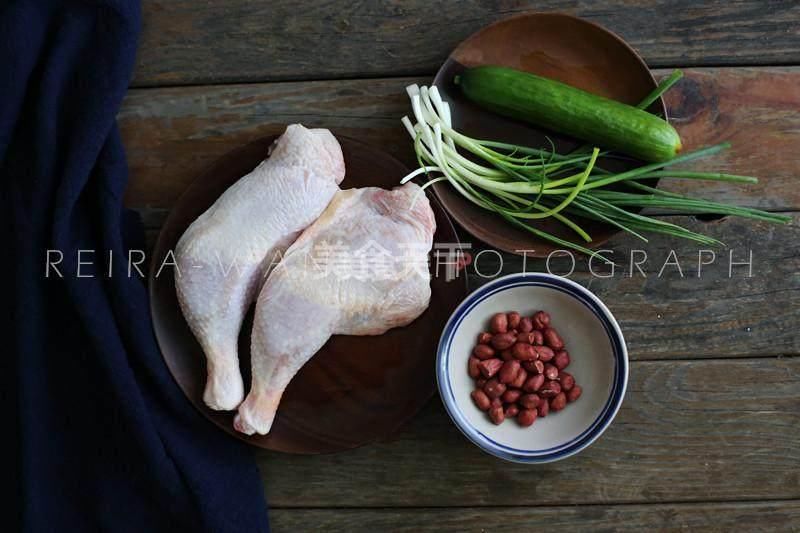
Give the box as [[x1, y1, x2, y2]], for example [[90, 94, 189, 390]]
[[399, 71, 790, 257]]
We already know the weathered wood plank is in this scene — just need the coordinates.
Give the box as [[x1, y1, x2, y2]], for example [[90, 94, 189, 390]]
[[269, 500, 800, 532], [467, 212, 800, 360], [135, 1, 800, 86], [119, 68, 800, 212], [257, 358, 800, 507], [137, 210, 799, 360]]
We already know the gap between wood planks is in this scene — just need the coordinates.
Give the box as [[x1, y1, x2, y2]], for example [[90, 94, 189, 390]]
[[644, 355, 799, 366], [558, 353, 798, 365], [128, 62, 800, 90], [119, 66, 800, 213], [265, 496, 800, 510], [265, 501, 800, 531]]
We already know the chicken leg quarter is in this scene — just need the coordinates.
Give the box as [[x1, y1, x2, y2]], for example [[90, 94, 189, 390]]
[[234, 183, 436, 435], [175, 125, 345, 411]]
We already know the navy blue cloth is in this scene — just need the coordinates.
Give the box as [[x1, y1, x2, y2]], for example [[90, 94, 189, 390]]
[[1, 1, 270, 531]]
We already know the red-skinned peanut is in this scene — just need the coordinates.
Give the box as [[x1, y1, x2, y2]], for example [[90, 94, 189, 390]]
[[489, 313, 508, 334]]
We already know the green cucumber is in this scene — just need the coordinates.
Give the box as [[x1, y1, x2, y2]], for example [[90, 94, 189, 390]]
[[454, 66, 682, 162]]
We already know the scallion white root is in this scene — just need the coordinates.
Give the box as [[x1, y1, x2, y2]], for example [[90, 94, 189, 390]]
[[399, 82, 790, 256]]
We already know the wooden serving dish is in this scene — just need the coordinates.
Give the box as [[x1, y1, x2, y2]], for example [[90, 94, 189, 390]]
[[431, 12, 667, 255], [149, 134, 468, 453]]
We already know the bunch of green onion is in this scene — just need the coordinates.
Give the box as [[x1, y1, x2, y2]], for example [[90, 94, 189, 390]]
[[400, 71, 790, 256]]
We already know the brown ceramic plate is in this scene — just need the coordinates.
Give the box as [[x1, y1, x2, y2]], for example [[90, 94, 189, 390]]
[[149, 134, 467, 453], [432, 12, 667, 255]]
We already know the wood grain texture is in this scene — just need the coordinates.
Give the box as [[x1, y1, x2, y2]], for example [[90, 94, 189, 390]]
[[257, 357, 800, 507], [134, 1, 800, 86], [119, 68, 800, 212], [129, 2, 800, 521], [465, 212, 800, 360], [269, 500, 800, 532], [137, 210, 799, 360]]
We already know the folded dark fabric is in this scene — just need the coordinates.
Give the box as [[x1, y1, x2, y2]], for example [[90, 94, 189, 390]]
[[1, 1, 269, 531]]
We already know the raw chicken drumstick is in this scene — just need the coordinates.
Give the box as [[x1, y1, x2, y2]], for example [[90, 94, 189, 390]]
[[175, 125, 345, 411], [234, 183, 436, 435]]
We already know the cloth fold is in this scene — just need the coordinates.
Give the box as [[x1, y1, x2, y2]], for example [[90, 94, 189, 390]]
[[2, 1, 270, 531]]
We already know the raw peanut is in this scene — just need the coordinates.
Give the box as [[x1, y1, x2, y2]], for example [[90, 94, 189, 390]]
[[517, 409, 537, 427], [522, 360, 544, 374], [560, 372, 575, 391], [537, 400, 549, 417], [543, 327, 564, 350], [519, 393, 541, 409], [554, 350, 570, 370], [516, 332, 533, 344], [510, 368, 528, 389], [567, 384, 583, 403], [540, 380, 562, 398], [475, 309, 578, 423], [544, 363, 559, 380], [468, 357, 481, 379], [479, 358, 503, 378], [489, 405, 505, 425], [489, 313, 508, 334], [532, 311, 551, 330], [490, 332, 516, 350], [534, 345, 554, 362], [550, 392, 567, 411], [511, 342, 537, 361], [484, 378, 506, 399], [499, 360, 521, 384], [502, 389, 522, 404], [523, 374, 545, 392], [472, 344, 495, 360], [471, 389, 491, 411]]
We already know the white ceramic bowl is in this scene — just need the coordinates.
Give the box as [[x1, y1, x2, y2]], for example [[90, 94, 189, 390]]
[[437, 273, 628, 463]]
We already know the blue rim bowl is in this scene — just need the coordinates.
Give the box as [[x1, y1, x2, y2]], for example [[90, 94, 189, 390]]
[[436, 273, 628, 463]]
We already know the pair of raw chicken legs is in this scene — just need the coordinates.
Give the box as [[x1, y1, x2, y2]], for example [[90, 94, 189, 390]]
[[175, 125, 435, 435]]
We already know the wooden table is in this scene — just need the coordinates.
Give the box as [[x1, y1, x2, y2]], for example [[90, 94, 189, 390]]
[[125, 2, 800, 530]]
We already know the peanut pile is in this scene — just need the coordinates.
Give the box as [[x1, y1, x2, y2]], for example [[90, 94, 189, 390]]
[[468, 311, 582, 427]]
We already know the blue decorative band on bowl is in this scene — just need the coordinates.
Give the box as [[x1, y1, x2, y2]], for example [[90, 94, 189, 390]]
[[436, 273, 628, 463]]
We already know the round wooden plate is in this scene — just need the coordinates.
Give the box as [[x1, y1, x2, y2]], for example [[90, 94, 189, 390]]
[[149, 134, 468, 453], [431, 12, 667, 255]]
